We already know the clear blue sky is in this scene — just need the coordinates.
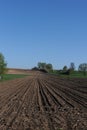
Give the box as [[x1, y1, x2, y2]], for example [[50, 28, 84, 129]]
[[0, 0, 87, 69]]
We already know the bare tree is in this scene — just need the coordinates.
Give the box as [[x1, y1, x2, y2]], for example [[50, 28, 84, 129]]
[[70, 62, 75, 71]]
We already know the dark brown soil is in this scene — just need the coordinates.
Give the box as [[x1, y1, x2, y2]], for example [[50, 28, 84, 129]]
[[0, 72, 87, 130]]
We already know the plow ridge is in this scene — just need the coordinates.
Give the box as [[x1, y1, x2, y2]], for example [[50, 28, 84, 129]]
[[0, 73, 87, 130]]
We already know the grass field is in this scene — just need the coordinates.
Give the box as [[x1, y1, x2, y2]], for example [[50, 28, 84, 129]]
[[0, 74, 28, 81], [68, 71, 87, 78], [0, 71, 87, 82], [51, 70, 87, 78]]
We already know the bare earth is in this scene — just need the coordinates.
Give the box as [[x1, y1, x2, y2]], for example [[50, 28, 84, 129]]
[[0, 72, 87, 130], [7, 68, 32, 74]]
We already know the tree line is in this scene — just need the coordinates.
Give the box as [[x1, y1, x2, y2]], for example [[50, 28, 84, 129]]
[[36, 62, 87, 76], [56, 62, 87, 76], [0, 52, 87, 79], [35, 62, 87, 76]]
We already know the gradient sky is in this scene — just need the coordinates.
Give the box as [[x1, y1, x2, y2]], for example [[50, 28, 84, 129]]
[[0, 0, 87, 69]]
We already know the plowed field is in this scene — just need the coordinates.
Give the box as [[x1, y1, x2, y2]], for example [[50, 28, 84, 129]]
[[0, 72, 87, 130]]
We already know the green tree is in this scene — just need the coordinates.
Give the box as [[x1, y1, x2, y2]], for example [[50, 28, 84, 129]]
[[0, 53, 7, 79], [37, 62, 53, 72], [37, 62, 46, 69], [78, 63, 87, 76], [37, 62, 41, 69], [41, 63, 46, 69], [63, 65, 68, 71], [46, 63, 53, 72]]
